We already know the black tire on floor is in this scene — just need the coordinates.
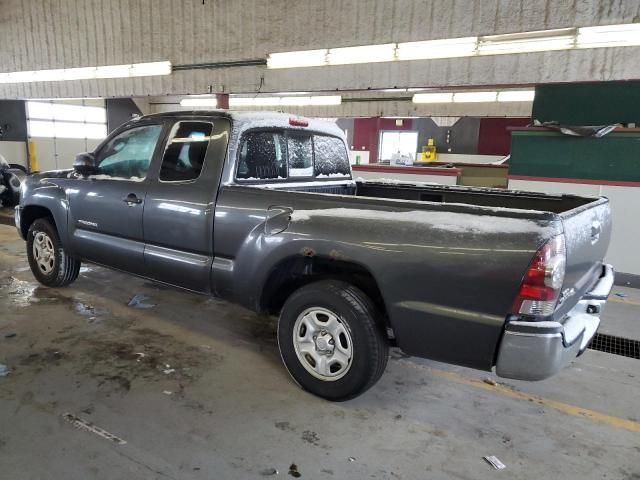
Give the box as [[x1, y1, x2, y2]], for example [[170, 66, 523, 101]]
[[277, 280, 389, 401], [26, 217, 81, 287]]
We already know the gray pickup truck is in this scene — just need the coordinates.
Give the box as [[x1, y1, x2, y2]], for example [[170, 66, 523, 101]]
[[16, 111, 614, 400]]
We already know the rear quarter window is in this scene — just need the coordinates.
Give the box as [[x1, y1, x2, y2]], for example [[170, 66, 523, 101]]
[[313, 135, 351, 178]]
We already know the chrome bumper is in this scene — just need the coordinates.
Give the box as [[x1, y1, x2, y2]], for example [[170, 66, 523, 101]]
[[496, 264, 614, 381]]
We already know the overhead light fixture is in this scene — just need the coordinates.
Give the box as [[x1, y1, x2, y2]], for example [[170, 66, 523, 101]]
[[397, 37, 478, 60], [412, 93, 454, 103], [229, 95, 342, 107], [413, 89, 534, 104], [327, 43, 396, 65], [453, 91, 498, 102], [265, 23, 640, 70], [0, 61, 172, 84], [497, 90, 535, 102], [577, 23, 640, 48], [478, 28, 575, 55], [272, 91, 311, 96], [180, 97, 218, 108], [266, 49, 327, 69]]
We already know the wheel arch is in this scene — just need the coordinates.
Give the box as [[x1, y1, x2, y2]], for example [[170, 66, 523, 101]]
[[258, 254, 391, 334], [20, 205, 57, 238]]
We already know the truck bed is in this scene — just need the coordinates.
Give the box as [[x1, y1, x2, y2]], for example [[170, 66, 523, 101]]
[[279, 179, 595, 214]]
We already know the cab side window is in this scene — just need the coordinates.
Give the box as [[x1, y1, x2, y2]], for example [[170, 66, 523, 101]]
[[96, 124, 163, 180], [160, 122, 213, 182], [236, 132, 287, 180]]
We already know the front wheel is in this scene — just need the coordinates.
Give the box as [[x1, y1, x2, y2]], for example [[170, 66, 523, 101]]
[[277, 280, 388, 401], [27, 217, 81, 287]]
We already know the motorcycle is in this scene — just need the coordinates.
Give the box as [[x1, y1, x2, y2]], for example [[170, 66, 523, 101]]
[[0, 154, 27, 207]]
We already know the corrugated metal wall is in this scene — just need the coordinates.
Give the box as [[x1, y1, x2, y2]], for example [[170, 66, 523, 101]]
[[1, 0, 639, 98]]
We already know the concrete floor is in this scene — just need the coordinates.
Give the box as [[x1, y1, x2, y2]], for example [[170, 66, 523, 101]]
[[0, 224, 638, 479]]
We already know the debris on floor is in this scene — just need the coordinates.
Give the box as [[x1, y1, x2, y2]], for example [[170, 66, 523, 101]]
[[0, 363, 10, 377], [614, 292, 627, 298], [127, 294, 156, 309], [348, 457, 356, 462], [62, 413, 127, 445], [483, 378, 498, 386], [163, 363, 175, 374], [483, 455, 506, 470], [134, 352, 146, 362], [260, 467, 279, 476], [163, 390, 173, 395], [4, 332, 16, 338], [288, 463, 301, 478]]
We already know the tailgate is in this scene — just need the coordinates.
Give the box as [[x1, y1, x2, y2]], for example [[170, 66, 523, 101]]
[[555, 197, 612, 317]]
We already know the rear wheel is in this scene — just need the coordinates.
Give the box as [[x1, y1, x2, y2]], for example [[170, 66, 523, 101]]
[[27, 218, 81, 287], [277, 280, 388, 401]]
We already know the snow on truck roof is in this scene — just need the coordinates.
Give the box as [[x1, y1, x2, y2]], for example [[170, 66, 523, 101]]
[[143, 110, 345, 138]]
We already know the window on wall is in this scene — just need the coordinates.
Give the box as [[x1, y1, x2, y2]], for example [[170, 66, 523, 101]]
[[379, 131, 419, 163], [26, 101, 107, 139]]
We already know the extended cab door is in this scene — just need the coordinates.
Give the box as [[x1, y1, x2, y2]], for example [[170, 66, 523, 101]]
[[67, 122, 165, 274], [142, 118, 230, 292]]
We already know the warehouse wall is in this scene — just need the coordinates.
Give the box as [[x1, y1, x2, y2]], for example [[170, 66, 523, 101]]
[[0, 100, 27, 141], [106, 98, 143, 133], [348, 116, 523, 162], [1, 0, 639, 98]]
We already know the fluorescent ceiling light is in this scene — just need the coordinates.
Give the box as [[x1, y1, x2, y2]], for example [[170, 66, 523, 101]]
[[0, 61, 171, 84], [229, 95, 341, 107], [272, 91, 311, 96], [265, 23, 639, 70], [497, 90, 535, 102], [478, 29, 575, 55], [180, 97, 218, 108], [397, 37, 478, 60], [577, 23, 640, 48], [267, 49, 327, 69], [412, 93, 454, 103], [128, 61, 172, 77], [453, 91, 498, 102], [327, 44, 396, 65]]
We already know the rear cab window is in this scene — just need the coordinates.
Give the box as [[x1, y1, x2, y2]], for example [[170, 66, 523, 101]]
[[235, 129, 350, 182]]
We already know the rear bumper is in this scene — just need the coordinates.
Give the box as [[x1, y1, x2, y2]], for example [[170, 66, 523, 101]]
[[496, 264, 614, 381]]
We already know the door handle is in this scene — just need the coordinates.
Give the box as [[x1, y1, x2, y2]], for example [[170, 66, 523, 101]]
[[123, 193, 142, 205]]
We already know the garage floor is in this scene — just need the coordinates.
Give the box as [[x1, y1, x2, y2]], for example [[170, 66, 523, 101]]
[[0, 224, 638, 479]]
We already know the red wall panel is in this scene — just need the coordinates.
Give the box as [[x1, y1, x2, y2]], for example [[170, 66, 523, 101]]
[[477, 117, 530, 156]]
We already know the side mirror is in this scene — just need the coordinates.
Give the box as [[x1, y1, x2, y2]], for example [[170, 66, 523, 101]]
[[73, 152, 96, 177]]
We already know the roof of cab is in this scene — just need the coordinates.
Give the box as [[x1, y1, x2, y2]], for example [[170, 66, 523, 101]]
[[137, 110, 344, 138]]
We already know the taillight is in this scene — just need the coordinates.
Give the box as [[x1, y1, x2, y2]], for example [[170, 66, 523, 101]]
[[512, 235, 566, 317]]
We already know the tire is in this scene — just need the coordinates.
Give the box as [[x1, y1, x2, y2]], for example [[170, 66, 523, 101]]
[[27, 217, 81, 287], [277, 280, 388, 401]]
